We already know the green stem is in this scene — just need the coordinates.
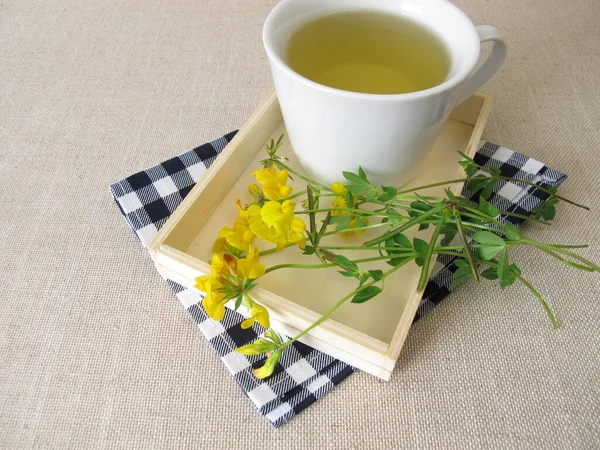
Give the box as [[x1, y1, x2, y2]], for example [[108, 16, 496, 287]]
[[418, 213, 447, 291], [258, 244, 293, 257], [516, 275, 559, 329], [522, 239, 600, 272], [280, 263, 407, 350], [394, 177, 488, 196], [363, 205, 445, 246], [484, 260, 558, 329], [322, 221, 389, 236], [320, 245, 484, 252], [548, 244, 589, 249], [275, 160, 329, 190], [264, 256, 385, 274], [306, 185, 317, 239], [469, 165, 589, 210], [283, 190, 307, 201], [453, 207, 480, 284], [296, 208, 387, 217]]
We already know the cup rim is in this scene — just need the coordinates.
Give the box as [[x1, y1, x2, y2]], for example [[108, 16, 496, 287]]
[[263, 0, 481, 101]]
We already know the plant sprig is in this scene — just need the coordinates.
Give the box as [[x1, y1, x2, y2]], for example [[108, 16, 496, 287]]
[[212, 134, 599, 378]]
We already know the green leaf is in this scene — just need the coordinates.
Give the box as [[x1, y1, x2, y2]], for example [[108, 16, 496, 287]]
[[302, 245, 315, 255], [365, 189, 378, 203], [368, 269, 384, 281], [387, 257, 408, 267], [441, 232, 456, 247], [481, 182, 494, 200], [351, 286, 383, 304], [236, 338, 279, 355], [497, 248, 509, 283], [418, 223, 430, 231], [472, 231, 505, 247], [465, 165, 477, 177], [356, 217, 369, 228], [342, 171, 367, 185], [541, 204, 556, 221], [479, 197, 499, 218], [504, 224, 521, 241], [328, 215, 347, 224], [454, 266, 473, 279], [359, 272, 370, 285], [393, 233, 412, 248], [440, 223, 457, 233], [338, 270, 357, 278], [545, 197, 559, 207], [410, 201, 433, 212], [378, 185, 398, 203], [386, 208, 402, 219], [467, 175, 488, 191], [336, 255, 358, 273], [235, 293, 244, 310], [478, 245, 505, 261], [458, 150, 475, 163], [265, 329, 282, 345], [455, 259, 470, 268], [345, 184, 368, 194], [499, 273, 516, 289], [481, 267, 498, 280], [413, 238, 429, 254], [509, 263, 522, 276], [335, 215, 352, 231], [488, 166, 502, 176], [385, 238, 399, 255], [345, 191, 354, 209], [358, 166, 368, 181]]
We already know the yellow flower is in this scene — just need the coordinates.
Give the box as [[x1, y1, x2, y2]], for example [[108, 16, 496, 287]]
[[248, 201, 306, 250], [347, 216, 369, 234], [329, 182, 367, 234], [209, 253, 237, 278], [331, 195, 348, 216], [261, 200, 295, 227], [248, 183, 262, 198], [195, 275, 228, 322], [330, 183, 349, 216], [253, 350, 282, 379], [215, 200, 256, 253], [236, 247, 266, 280], [251, 166, 293, 201], [331, 182, 347, 195], [241, 299, 270, 329]]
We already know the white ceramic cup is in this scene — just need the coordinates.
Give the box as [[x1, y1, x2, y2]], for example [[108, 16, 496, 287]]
[[263, 0, 506, 187]]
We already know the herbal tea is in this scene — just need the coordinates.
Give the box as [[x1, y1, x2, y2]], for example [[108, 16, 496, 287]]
[[286, 11, 451, 95]]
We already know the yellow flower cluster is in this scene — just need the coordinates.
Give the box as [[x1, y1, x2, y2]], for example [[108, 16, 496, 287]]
[[195, 164, 306, 329], [247, 201, 306, 251], [251, 166, 292, 201], [195, 248, 267, 323], [247, 166, 306, 251], [213, 200, 255, 254], [330, 183, 368, 234]]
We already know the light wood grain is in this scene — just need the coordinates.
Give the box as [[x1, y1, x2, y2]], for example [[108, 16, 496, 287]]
[[148, 91, 493, 380]]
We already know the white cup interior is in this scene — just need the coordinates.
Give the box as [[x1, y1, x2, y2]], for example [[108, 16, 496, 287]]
[[263, 0, 481, 96]]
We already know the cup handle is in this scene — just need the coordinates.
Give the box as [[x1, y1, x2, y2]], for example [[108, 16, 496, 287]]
[[456, 25, 507, 104]]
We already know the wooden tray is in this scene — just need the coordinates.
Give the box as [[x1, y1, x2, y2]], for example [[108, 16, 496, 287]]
[[149, 91, 493, 380]]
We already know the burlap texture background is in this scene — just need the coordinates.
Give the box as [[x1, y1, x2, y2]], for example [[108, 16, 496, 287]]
[[1, 0, 598, 447]]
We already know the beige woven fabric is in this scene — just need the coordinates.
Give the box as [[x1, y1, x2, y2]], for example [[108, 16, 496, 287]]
[[1, 0, 599, 447]]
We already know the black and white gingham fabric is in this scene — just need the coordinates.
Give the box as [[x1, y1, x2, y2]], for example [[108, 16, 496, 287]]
[[415, 142, 567, 320], [110, 134, 566, 427]]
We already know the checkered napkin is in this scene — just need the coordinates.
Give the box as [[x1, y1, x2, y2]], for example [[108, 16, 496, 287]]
[[110, 133, 566, 427]]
